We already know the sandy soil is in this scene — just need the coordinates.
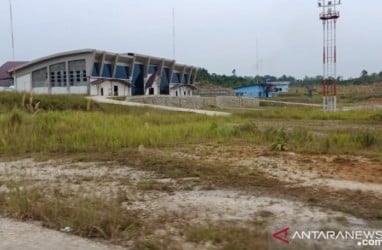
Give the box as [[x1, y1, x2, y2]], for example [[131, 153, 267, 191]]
[[0, 153, 381, 249]]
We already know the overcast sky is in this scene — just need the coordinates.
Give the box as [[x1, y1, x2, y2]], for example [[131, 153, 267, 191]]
[[0, 0, 381, 79]]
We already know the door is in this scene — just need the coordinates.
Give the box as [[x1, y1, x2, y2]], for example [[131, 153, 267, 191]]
[[149, 88, 154, 95], [100, 88, 104, 96], [114, 85, 119, 96]]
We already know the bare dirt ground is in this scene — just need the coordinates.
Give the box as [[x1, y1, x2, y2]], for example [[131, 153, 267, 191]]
[[0, 146, 381, 250]]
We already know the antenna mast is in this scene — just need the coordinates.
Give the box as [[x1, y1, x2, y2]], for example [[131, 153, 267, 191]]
[[9, 0, 16, 87], [9, 0, 15, 60], [256, 38, 259, 84], [318, 0, 341, 111], [172, 8, 176, 60]]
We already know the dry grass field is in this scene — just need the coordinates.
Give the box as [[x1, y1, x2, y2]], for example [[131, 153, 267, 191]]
[[0, 89, 381, 249]]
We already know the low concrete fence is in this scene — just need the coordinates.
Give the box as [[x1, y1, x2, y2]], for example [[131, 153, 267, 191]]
[[127, 96, 259, 109], [216, 96, 260, 108]]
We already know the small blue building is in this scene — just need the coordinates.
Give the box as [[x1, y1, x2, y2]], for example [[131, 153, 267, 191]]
[[234, 81, 290, 98]]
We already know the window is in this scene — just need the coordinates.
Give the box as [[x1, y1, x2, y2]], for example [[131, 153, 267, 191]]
[[183, 74, 189, 84], [132, 64, 144, 95], [50, 72, 55, 86], [160, 67, 170, 95], [32, 68, 47, 88], [49, 62, 65, 87], [63, 71, 67, 86], [115, 65, 129, 79], [76, 71, 81, 82], [69, 59, 86, 86], [102, 64, 112, 78], [148, 65, 158, 74], [82, 70, 87, 82], [69, 71, 74, 86], [57, 71, 62, 86], [172, 72, 181, 83], [92, 62, 100, 76]]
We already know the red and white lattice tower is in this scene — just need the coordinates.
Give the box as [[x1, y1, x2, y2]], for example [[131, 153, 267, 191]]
[[318, 0, 341, 111]]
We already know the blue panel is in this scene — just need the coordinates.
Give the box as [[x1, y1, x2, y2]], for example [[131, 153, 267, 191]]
[[92, 63, 100, 76], [148, 65, 158, 74], [171, 72, 181, 83], [234, 85, 266, 98], [160, 67, 170, 94], [132, 64, 144, 95], [102, 64, 112, 78], [115, 65, 129, 79]]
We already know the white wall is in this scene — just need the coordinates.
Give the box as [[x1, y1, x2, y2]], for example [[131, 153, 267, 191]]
[[90, 80, 130, 96], [32, 87, 49, 94], [90, 85, 98, 96], [170, 85, 193, 97], [145, 82, 160, 95], [51, 87, 68, 94], [70, 86, 88, 94], [16, 74, 31, 92]]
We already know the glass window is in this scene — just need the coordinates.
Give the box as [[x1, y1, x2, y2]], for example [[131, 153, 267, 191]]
[[132, 64, 144, 95], [63, 71, 67, 86], [76, 71, 81, 82], [102, 64, 112, 78], [82, 70, 87, 82], [172, 72, 181, 83], [148, 65, 158, 74], [50, 72, 55, 87], [183, 74, 189, 84], [32, 68, 47, 88], [160, 67, 170, 95], [115, 65, 129, 79], [69, 71, 74, 86], [49, 62, 65, 87], [92, 62, 100, 76], [57, 71, 62, 86]]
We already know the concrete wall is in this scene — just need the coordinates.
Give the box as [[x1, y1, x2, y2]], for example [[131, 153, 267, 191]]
[[127, 96, 259, 109], [16, 74, 31, 92], [70, 86, 88, 94], [32, 87, 48, 94], [90, 80, 131, 96], [216, 96, 260, 108], [51, 87, 69, 94]]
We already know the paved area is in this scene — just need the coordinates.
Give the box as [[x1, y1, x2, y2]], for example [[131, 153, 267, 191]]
[[0, 218, 125, 250], [87, 96, 231, 116]]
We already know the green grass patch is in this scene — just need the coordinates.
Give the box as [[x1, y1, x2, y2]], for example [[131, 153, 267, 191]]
[[185, 222, 268, 250], [3, 187, 141, 240], [0, 92, 382, 159]]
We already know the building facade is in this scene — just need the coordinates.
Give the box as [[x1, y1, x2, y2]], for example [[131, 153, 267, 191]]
[[10, 49, 198, 96], [0, 61, 27, 87], [234, 82, 290, 98]]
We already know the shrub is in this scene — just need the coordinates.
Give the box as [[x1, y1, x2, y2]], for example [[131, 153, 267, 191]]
[[354, 131, 377, 148]]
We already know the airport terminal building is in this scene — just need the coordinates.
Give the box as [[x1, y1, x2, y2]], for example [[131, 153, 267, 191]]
[[10, 49, 198, 97]]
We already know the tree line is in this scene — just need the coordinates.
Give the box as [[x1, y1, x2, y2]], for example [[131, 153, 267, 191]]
[[197, 68, 382, 88]]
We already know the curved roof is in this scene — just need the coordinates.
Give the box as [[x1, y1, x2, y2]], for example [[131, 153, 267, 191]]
[[12, 49, 96, 72], [90, 78, 133, 87], [12, 48, 199, 73], [170, 84, 197, 90]]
